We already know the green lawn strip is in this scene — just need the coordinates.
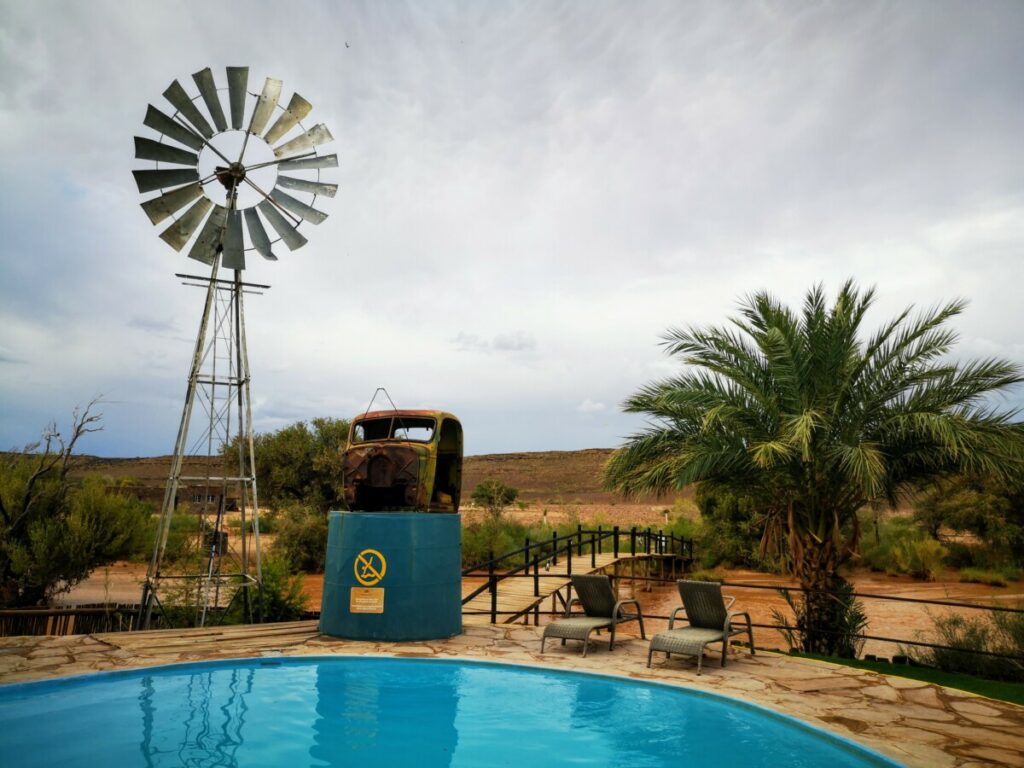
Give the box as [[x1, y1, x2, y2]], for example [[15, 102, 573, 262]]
[[792, 652, 1024, 706]]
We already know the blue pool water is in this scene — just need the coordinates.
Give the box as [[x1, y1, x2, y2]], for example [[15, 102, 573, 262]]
[[0, 657, 899, 767]]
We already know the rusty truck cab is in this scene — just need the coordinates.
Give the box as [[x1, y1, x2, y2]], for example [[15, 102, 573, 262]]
[[342, 409, 462, 513]]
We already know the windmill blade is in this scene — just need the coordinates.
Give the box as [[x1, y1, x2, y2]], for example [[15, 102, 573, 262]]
[[276, 174, 337, 198], [244, 208, 277, 261], [192, 68, 227, 132], [263, 92, 312, 144], [221, 209, 245, 270], [162, 80, 214, 138], [278, 153, 338, 171], [258, 200, 307, 250], [143, 105, 204, 151], [270, 188, 329, 224], [140, 182, 204, 225], [158, 198, 213, 251], [132, 168, 199, 194], [134, 137, 199, 166], [273, 123, 333, 158], [248, 78, 282, 136], [226, 66, 249, 129], [188, 205, 228, 265]]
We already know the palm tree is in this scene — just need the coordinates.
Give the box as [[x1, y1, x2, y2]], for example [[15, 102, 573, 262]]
[[605, 281, 1024, 654]]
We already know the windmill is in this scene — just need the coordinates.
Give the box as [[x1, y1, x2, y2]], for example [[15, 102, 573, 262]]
[[133, 67, 336, 628]]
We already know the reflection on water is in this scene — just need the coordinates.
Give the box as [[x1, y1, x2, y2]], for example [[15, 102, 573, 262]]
[[311, 661, 458, 767], [132, 661, 460, 768], [137, 667, 254, 768]]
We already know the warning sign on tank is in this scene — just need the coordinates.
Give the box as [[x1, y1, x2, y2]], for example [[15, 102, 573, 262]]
[[350, 587, 385, 613], [354, 548, 387, 586]]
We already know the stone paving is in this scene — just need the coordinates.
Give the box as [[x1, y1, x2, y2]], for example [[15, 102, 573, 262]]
[[1, 621, 1022, 767]]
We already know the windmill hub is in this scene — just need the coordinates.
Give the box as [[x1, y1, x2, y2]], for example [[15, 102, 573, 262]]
[[214, 162, 247, 190]]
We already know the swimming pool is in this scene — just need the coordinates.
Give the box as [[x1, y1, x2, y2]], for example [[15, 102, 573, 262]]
[[0, 656, 899, 767]]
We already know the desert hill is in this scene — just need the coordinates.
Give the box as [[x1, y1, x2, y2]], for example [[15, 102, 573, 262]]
[[69, 448, 682, 506]]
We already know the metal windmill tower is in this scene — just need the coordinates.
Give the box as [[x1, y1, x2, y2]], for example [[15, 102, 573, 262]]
[[133, 67, 337, 628]]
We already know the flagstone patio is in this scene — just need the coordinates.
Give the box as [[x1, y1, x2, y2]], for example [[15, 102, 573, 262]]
[[1, 621, 1021, 767]]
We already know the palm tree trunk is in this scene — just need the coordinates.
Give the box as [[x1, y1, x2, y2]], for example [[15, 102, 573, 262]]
[[793, 536, 848, 655]]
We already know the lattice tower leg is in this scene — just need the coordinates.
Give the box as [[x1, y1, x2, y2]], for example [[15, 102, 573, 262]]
[[138, 261, 263, 629]]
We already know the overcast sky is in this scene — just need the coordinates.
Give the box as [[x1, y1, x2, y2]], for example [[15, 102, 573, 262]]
[[1, 1, 1023, 458]]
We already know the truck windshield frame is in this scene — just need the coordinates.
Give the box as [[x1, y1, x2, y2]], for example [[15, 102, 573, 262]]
[[353, 416, 436, 444]]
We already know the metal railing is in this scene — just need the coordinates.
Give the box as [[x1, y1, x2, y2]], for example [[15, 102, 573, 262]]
[[462, 571, 1024, 663], [461, 526, 694, 622]]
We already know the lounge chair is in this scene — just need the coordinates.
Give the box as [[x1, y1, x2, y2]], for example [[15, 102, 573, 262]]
[[541, 574, 645, 657], [647, 580, 755, 674]]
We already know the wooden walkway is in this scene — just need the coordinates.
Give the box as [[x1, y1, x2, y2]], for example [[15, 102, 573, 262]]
[[462, 552, 682, 626], [102, 620, 319, 656]]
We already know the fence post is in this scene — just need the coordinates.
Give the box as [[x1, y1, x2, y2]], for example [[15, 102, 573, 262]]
[[488, 551, 497, 624], [630, 527, 636, 557], [591, 531, 596, 568], [658, 529, 664, 555], [597, 525, 603, 554], [613, 526, 620, 558], [567, 540, 573, 575], [645, 527, 652, 554], [533, 554, 540, 597], [524, 538, 530, 566], [552, 531, 558, 565], [577, 524, 583, 556]]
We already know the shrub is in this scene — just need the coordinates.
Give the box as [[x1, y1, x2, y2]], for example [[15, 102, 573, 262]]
[[249, 556, 307, 622], [959, 567, 1023, 587], [912, 607, 1024, 682], [859, 514, 948, 579], [960, 568, 1009, 587], [1, 420, 151, 607], [686, 569, 723, 583], [771, 581, 868, 658], [471, 480, 519, 520], [134, 507, 200, 566], [689, 486, 783, 572], [272, 505, 328, 572], [893, 538, 947, 581]]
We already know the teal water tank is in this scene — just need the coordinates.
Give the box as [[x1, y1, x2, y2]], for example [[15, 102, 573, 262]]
[[320, 511, 462, 640]]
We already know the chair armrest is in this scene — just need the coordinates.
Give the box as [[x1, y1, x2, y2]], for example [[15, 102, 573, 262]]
[[613, 598, 642, 621], [668, 606, 687, 630], [564, 597, 582, 618], [725, 595, 736, 610], [726, 611, 752, 630]]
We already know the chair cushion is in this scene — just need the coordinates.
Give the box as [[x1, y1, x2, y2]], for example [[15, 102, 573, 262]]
[[649, 628, 724, 657], [543, 617, 615, 641]]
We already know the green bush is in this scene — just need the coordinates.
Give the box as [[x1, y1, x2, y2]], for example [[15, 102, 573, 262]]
[[686, 569, 723, 583], [272, 505, 328, 572], [893, 537, 947, 581], [471, 480, 519, 520], [912, 607, 1024, 682], [249, 556, 307, 622], [859, 514, 948, 579], [772, 581, 868, 658], [133, 508, 200, 566], [959, 567, 1023, 587], [1, 444, 151, 607]]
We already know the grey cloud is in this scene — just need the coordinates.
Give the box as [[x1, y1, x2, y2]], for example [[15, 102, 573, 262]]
[[128, 315, 178, 335], [453, 331, 536, 353]]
